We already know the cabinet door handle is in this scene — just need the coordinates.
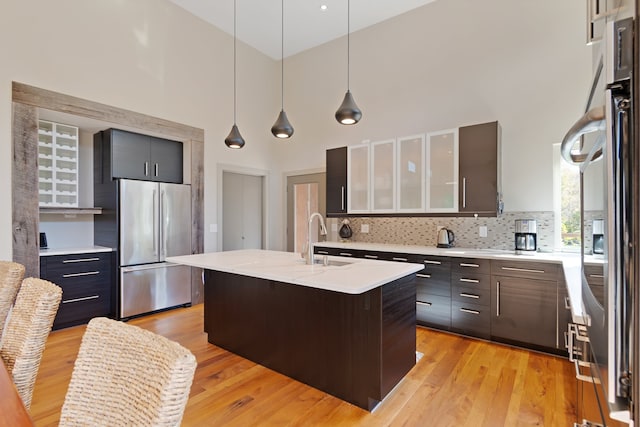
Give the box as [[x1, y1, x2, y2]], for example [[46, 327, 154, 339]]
[[460, 262, 479, 268], [417, 301, 432, 307], [144, 161, 149, 176], [564, 296, 571, 310], [364, 254, 378, 259], [496, 281, 500, 316], [423, 260, 441, 265], [62, 271, 100, 278], [62, 295, 99, 304], [459, 278, 480, 283], [589, 274, 604, 279], [339, 252, 353, 257], [392, 257, 408, 262], [317, 250, 329, 255], [462, 177, 467, 208], [501, 266, 545, 274], [63, 257, 100, 263], [341, 186, 345, 211], [460, 293, 480, 299], [154, 163, 159, 177], [416, 273, 431, 279], [460, 307, 480, 315]]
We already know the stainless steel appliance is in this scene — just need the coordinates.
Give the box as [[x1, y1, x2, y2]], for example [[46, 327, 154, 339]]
[[593, 218, 605, 255], [118, 179, 192, 319], [436, 228, 455, 248], [514, 219, 537, 253], [561, 12, 635, 425]]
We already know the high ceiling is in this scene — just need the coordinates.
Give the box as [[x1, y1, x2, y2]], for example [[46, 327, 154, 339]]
[[169, 0, 438, 59]]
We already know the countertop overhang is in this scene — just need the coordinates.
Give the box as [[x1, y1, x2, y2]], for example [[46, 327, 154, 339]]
[[167, 249, 423, 294]]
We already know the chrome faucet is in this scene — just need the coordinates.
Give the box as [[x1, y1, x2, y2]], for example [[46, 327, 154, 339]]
[[307, 212, 327, 264]]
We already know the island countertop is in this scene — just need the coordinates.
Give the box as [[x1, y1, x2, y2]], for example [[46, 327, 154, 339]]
[[167, 249, 423, 294]]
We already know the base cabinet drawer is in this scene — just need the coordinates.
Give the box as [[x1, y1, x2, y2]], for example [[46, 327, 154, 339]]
[[416, 295, 451, 329], [451, 301, 490, 339]]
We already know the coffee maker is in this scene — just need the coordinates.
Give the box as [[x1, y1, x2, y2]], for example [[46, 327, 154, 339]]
[[514, 219, 537, 254], [592, 219, 604, 255]]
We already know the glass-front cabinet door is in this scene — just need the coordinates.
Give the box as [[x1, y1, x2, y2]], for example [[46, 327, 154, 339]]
[[347, 144, 370, 213], [371, 139, 396, 212], [396, 134, 425, 212], [427, 129, 458, 212]]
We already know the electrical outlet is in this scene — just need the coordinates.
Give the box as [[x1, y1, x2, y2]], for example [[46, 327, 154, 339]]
[[210, 224, 218, 233], [479, 226, 487, 237], [361, 224, 370, 233], [331, 223, 338, 232]]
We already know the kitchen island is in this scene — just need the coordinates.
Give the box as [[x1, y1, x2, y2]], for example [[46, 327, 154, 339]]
[[167, 249, 422, 411]]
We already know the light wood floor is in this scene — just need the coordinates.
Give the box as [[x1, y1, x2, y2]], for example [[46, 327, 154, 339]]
[[30, 304, 577, 426]]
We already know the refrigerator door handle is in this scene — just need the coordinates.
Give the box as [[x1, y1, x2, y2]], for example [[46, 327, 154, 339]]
[[560, 106, 605, 165], [153, 188, 158, 257], [160, 189, 166, 259]]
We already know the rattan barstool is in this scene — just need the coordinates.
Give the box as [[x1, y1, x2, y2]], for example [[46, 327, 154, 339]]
[[0, 261, 25, 342]]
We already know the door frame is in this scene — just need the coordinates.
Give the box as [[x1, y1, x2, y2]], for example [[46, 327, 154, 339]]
[[217, 163, 269, 251], [282, 168, 325, 252]]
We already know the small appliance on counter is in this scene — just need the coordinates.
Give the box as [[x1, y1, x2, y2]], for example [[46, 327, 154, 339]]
[[339, 219, 353, 240], [592, 219, 604, 255], [436, 227, 455, 248], [39, 232, 48, 249], [514, 219, 537, 254]]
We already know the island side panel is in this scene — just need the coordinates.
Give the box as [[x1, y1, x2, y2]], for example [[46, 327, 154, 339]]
[[203, 270, 415, 410]]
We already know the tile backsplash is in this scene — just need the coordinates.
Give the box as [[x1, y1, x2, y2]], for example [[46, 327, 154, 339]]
[[326, 211, 604, 253]]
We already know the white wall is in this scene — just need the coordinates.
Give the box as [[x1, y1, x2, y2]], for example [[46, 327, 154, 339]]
[[0, 0, 592, 259], [272, 0, 592, 214]]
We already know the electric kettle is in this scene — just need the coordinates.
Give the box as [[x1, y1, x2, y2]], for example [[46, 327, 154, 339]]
[[437, 228, 455, 248]]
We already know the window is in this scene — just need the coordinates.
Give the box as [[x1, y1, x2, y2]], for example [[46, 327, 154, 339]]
[[553, 143, 581, 251]]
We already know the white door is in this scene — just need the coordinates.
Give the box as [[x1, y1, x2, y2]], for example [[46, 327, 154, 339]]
[[222, 172, 264, 251]]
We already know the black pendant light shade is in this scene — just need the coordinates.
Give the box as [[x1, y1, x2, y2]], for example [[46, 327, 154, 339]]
[[335, 90, 362, 125], [225, 124, 245, 149], [271, 109, 294, 138]]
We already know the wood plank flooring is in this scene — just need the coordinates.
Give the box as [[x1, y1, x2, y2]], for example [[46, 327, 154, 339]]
[[29, 304, 577, 426]]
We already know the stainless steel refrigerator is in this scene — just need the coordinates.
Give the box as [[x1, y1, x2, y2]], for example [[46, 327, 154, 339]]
[[118, 179, 192, 319]]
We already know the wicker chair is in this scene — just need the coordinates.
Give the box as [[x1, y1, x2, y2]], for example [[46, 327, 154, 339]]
[[0, 261, 26, 342], [59, 317, 197, 427], [0, 277, 62, 409]]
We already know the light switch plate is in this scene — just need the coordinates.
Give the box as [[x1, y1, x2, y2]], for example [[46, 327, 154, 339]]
[[479, 226, 487, 237], [210, 224, 218, 233], [361, 224, 370, 233]]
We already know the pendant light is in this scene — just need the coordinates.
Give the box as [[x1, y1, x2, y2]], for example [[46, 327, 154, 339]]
[[271, 0, 294, 138], [225, 0, 245, 149], [335, 0, 362, 125]]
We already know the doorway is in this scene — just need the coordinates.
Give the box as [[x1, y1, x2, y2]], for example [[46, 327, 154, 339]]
[[286, 173, 326, 253], [222, 171, 265, 251]]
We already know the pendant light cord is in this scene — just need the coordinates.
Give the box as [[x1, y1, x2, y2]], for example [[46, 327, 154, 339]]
[[281, 0, 284, 109], [233, 0, 237, 124], [347, 0, 350, 90]]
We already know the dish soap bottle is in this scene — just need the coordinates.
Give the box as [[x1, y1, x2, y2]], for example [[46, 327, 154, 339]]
[[339, 219, 353, 240]]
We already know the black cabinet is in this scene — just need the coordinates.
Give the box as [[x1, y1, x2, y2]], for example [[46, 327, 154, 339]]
[[326, 147, 347, 216], [95, 128, 183, 184], [410, 255, 451, 329], [458, 121, 501, 215], [40, 251, 115, 330], [490, 260, 560, 351]]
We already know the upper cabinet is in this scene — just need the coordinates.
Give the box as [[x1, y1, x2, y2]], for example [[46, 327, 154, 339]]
[[347, 145, 370, 213], [396, 135, 425, 212], [38, 120, 79, 207], [326, 147, 347, 217], [458, 121, 501, 215], [94, 129, 183, 184], [426, 129, 458, 213], [371, 140, 396, 212]]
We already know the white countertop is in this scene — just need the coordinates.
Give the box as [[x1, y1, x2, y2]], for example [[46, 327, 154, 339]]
[[167, 249, 423, 295], [39, 245, 114, 257]]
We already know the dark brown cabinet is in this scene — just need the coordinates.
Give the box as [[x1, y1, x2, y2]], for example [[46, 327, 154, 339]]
[[409, 255, 451, 329], [490, 260, 560, 351], [40, 251, 115, 330], [450, 258, 491, 339], [94, 128, 183, 184], [584, 263, 605, 305], [326, 147, 347, 216], [458, 121, 501, 215]]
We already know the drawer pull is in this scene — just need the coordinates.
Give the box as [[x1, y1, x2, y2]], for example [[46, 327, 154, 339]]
[[460, 263, 480, 268], [564, 296, 571, 310], [317, 250, 329, 255], [416, 273, 431, 279], [416, 301, 432, 307], [339, 252, 353, 257], [589, 274, 604, 279], [392, 257, 408, 262], [459, 293, 480, 299], [501, 266, 545, 274], [459, 308, 480, 315], [364, 254, 378, 259], [62, 257, 101, 263], [62, 271, 100, 278], [62, 295, 99, 304], [459, 278, 480, 284], [423, 260, 441, 265]]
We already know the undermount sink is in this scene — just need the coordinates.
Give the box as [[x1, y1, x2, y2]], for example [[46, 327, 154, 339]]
[[313, 258, 352, 267]]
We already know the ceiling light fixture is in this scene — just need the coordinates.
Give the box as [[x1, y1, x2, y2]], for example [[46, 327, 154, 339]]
[[320, 4, 328, 11], [271, 0, 294, 139], [335, 0, 362, 125], [225, 0, 246, 149]]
